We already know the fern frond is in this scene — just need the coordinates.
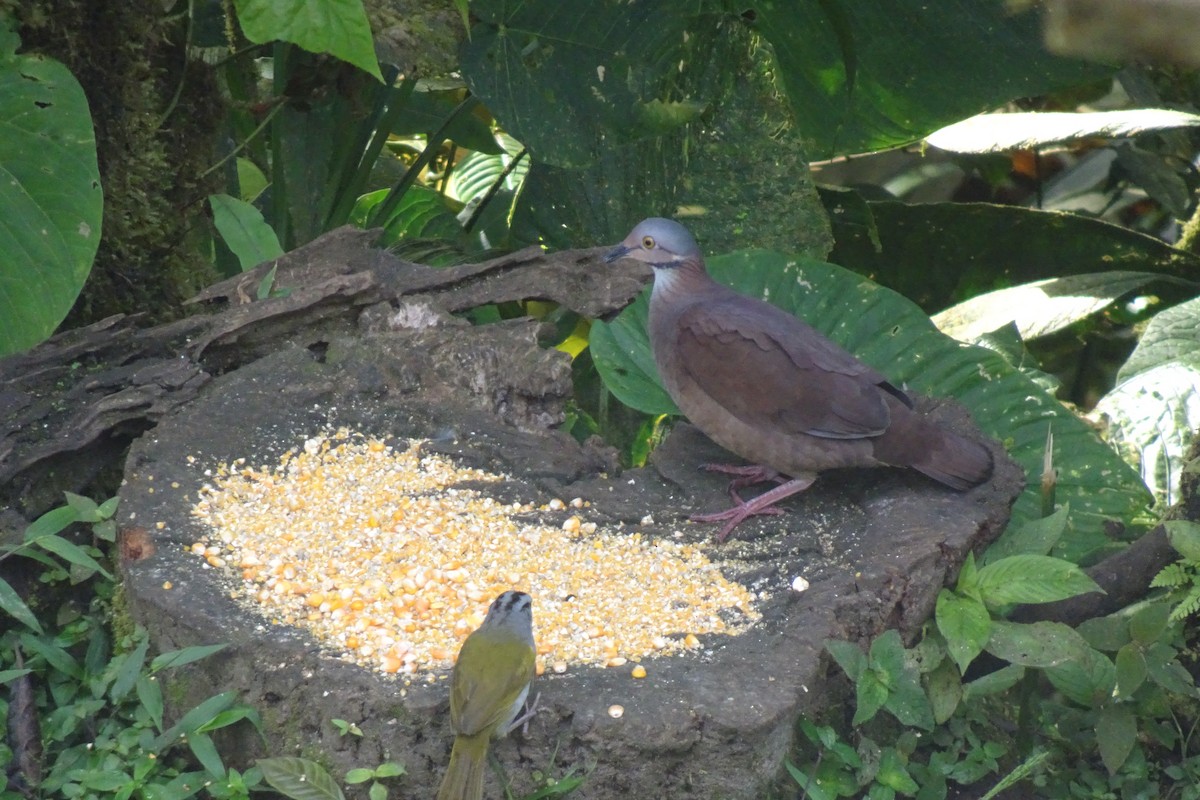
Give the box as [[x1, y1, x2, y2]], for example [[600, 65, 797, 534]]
[[1169, 585, 1200, 623], [1151, 563, 1189, 589]]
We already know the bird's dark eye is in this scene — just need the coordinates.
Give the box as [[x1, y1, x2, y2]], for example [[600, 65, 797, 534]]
[[641, 236, 655, 249]]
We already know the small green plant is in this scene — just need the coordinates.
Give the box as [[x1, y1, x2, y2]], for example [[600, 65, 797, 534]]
[[0, 492, 118, 631], [788, 717, 923, 800], [331, 718, 363, 737], [515, 770, 587, 800], [258, 757, 348, 800], [1, 493, 265, 799], [260, 757, 409, 800], [791, 504, 1200, 799], [256, 748, 586, 800], [346, 761, 406, 800], [1150, 520, 1200, 622]]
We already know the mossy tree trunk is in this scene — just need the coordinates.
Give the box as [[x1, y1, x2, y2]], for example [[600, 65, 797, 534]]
[[17, 0, 225, 328]]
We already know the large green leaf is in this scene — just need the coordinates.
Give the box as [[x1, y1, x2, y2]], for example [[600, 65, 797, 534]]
[[258, 757, 345, 800], [936, 589, 991, 674], [971, 554, 1101, 608], [475, 11, 831, 256], [0, 576, 42, 633], [446, 132, 528, 252], [462, 0, 726, 169], [511, 154, 680, 251], [590, 250, 1150, 544], [986, 620, 1092, 668], [825, 196, 1200, 312], [870, 630, 935, 731], [462, 0, 1107, 165], [1095, 295, 1200, 505], [350, 186, 463, 248], [209, 194, 284, 271], [1096, 704, 1138, 774], [447, 132, 528, 204], [508, 45, 832, 258], [0, 27, 102, 356], [233, 0, 382, 81], [1044, 643, 1116, 707], [590, 295, 675, 416], [983, 504, 1070, 564], [751, 2, 1107, 157]]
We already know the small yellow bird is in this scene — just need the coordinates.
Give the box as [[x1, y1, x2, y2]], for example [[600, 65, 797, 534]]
[[436, 590, 536, 800]]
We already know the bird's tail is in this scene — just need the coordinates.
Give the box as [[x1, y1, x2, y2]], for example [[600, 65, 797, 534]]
[[436, 735, 487, 800], [875, 401, 994, 490], [910, 429, 994, 490]]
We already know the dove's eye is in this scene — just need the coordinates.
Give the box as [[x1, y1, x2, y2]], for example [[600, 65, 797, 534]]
[[641, 236, 656, 249]]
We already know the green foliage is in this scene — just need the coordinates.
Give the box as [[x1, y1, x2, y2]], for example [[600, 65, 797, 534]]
[[983, 505, 1072, 563], [461, 0, 1106, 164], [449, 0, 1135, 262], [461, 0, 722, 169], [209, 194, 285, 272], [752, 3, 1107, 158], [446, 133, 527, 202], [788, 721, 927, 800], [933, 270, 1187, 343], [516, 766, 587, 799], [212, 65, 416, 261], [257, 755, 414, 800], [1, 497, 264, 800], [351, 186, 463, 253], [0, 494, 118, 631], [210, 54, 528, 271], [259, 757, 346, 800], [231, 0, 382, 81], [803, 503, 1200, 799], [256, 263, 291, 301], [971, 554, 1101, 609], [0, 20, 103, 357], [826, 631, 935, 731], [257, 750, 583, 800]]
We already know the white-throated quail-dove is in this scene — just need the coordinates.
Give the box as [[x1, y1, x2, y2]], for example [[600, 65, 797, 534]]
[[606, 217, 994, 542]]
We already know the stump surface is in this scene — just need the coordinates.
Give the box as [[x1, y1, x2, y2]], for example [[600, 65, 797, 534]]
[[119, 319, 1020, 800]]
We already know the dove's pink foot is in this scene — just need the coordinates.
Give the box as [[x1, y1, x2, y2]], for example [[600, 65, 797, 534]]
[[700, 462, 785, 500], [690, 474, 817, 542]]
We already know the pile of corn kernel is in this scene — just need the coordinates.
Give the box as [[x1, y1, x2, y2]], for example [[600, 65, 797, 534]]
[[188, 428, 760, 679]]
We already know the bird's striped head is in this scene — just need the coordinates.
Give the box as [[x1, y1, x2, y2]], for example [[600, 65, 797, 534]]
[[480, 590, 533, 634]]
